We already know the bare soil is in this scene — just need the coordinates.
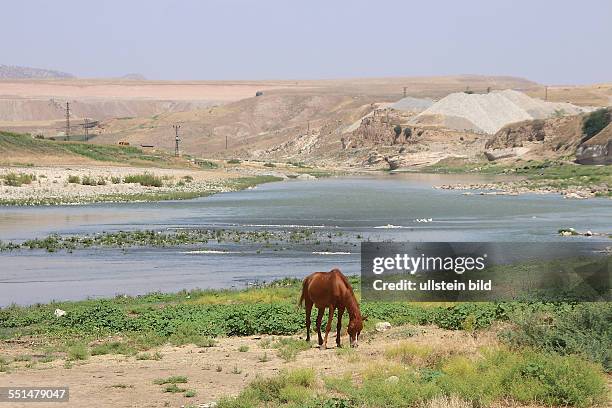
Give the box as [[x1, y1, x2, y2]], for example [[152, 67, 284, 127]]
[[0, 325, 501, 408]]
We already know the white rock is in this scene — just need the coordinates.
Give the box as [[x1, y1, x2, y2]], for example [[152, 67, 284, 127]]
[[565, 192, 585, 200], [375, 322, 392, 332], [54, 308, 66, 317], [585, 230, 593, 236], [385, 375, 399, 384]]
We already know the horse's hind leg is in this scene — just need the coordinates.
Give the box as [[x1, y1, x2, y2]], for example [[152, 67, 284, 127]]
[[315, 307, 325, 346], [323, 305, 335, 349], [305, 299, 313, 342], [336, 306, 345, 348]]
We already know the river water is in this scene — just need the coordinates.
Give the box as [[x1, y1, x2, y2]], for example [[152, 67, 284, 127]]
[[1, 174, 610, 306]]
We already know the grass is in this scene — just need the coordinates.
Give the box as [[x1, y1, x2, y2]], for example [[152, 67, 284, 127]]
[[90, 341, 136, 356], [272, 338, 311, 362], [67, 343, 89, 361], [238, 345, 249, 352], [153, 375, 188, 385], [123, 173, 163, 187], [0, 174, 282, 206], [422, 158, 611, 195], [0, 131, 170, 166], [1, 172, 34, 186], [135, 351, 163, 360], [219, 348, 607, 408]]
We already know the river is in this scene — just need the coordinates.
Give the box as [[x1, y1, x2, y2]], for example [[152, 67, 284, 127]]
[[1, 173, 610, 306]]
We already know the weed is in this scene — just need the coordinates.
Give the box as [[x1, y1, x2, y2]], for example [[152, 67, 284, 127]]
[[238, 345, 249, 352], [123, 173, 163, 187], [67, 175, 80, 183], [67, 343, 89, 361], [154, 376, 188, 385]]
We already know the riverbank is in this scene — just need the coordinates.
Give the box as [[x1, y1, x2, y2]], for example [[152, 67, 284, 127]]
[[0, 165, 283, 205], [422, 160, 611, 199], [0, 280, 609, 408]]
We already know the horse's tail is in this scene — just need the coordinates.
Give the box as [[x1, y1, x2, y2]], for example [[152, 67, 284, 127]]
[[298, 275, 310, 308]]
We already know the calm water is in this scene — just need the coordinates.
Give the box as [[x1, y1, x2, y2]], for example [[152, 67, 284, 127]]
[[1, 174, 610, 306]]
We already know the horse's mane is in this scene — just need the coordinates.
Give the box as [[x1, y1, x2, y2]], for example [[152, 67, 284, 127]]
[[332, 268, 355, 297]]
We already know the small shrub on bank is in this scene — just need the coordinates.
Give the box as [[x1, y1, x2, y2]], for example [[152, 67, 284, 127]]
[[67, 175, 80, 184], [227, 159, 241, 164], [123, 173, 163, 187], [263, 162, 276, 167], [2, 172, 34, 187]]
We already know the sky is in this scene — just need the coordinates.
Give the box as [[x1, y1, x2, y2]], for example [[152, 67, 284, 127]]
[[2, 0, 611, 84]]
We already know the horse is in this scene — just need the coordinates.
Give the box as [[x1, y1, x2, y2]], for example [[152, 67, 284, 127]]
[[299, 268, 366, 348]]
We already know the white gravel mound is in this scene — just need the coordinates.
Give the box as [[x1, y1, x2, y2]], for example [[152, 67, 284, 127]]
[[412, 90, 592, 134], [390, 96, 434, 112]]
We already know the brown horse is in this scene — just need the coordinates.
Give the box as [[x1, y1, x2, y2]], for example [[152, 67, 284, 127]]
[[299, 268, 365, 348]]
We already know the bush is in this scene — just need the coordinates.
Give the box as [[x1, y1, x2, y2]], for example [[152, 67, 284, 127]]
[[501, 303, 612, 372], [582, 108, 611, 141], [2, 172, 34, 187], [67, 175, 80, 184], [227, 159, 241, 164], [123, 173, 163, 187], [263, 162, 276, 168], [80, 175, 97, 186]]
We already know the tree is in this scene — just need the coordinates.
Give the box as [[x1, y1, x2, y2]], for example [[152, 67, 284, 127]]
[[403, 127, 412, 141], [393, 125, 402, 144]]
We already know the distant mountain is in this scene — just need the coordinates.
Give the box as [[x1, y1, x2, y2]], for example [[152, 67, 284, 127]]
[[0, 64, 74, 79], [120, 73, 146, 80]]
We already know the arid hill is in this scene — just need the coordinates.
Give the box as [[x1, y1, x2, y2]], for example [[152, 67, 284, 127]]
[[0, 64, 74, 79]]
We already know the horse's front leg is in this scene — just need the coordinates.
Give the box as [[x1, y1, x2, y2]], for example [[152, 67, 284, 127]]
[[336, 306, 345, 348], [315, 307, 325, 346], [323, 305, 335, 349], [305, 300, 313, 342]]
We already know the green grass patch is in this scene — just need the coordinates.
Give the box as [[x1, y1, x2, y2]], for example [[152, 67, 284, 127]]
[[123, 173, 163, 187], [154, 375, 188, 385], [1, 172, 35, 187]]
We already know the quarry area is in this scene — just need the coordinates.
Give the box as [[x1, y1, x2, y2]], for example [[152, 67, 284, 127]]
[[0, 72, 610, 201]]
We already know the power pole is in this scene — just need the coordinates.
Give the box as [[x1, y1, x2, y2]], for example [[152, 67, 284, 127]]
[[544, 85, 548, 101], [225, 135, 228, 150], [84, 118, 89, 141], [173, 124, 181, 157], [65, 102, 71, 139], [403, 87, 407, 98]]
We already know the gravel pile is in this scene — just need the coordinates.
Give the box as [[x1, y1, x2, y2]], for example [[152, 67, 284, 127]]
[[412, 90, 592, 134], [390, 96, 434, 112]]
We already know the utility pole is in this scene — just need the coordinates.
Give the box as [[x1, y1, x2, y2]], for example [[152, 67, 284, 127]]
[[173, 124, 181, 157], [65, 102, 71, 139], [403, 87, 407, 98], [307, 120, 310, 135], [544, 85, 548, 101], [84, 118, 89, 141], [225, 135, 228, 150]]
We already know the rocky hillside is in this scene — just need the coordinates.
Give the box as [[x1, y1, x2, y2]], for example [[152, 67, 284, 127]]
[[0, 64, 74, 79], [486, 108, 611, 164]]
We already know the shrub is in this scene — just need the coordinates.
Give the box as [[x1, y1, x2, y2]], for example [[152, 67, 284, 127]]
[[80, 175, 97, 186], [67, 175, 80, 184], [123, 173, 163, 187], [582, 108, 611, 141], [67, 343, 89, 361], [501, 303, 612, 371], [2, 172, 34, 187], [227, 159, 241, 164], [263, 162, 276, 168], [153, 376, 188, 385]]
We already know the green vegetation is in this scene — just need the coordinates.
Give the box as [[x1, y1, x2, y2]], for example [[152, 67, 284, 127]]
[[423, 159, 611, 196], [264, 162, 276, 168], [67, 175, 80, 184], [219, 347, 607, 408], [154, 375, 188, 385], [123, 172, 163, 187], [0, 227, 345, 253], [227, 159, 242, 164], [0, 131, 169, 166], [1, 172, 35, 186], [0, 175, 282, 206], [582, 108, 610, 141]]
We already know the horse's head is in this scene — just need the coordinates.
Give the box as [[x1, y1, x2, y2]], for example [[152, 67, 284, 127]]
[[348, 315, 367, 347]]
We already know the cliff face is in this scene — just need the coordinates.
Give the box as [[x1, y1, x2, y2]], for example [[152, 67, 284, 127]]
[[576, 122, 612, 165], [486, 109, 612, 164]]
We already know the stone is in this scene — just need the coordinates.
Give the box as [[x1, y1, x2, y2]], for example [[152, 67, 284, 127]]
[[376, 322, 392, 332], [54, 308, 66, 317]]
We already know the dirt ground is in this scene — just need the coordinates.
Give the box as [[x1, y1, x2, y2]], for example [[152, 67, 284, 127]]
[[0, 326, 500, 408]]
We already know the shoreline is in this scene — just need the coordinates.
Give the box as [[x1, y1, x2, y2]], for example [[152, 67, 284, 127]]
[[0, 164, 284, 206]]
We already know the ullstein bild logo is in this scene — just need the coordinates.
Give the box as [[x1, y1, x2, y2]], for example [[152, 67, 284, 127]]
[[360, 242, 611, 302]]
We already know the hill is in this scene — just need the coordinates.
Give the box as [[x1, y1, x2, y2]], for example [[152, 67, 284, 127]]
[[0, 64, 74, 79], [0, 130, 182, 167]]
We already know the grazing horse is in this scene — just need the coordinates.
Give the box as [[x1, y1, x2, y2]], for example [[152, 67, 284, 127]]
[[299, 268, 365, 348]]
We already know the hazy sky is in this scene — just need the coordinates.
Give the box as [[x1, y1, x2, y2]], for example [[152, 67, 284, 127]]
[[2, 0, 611, 84]]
